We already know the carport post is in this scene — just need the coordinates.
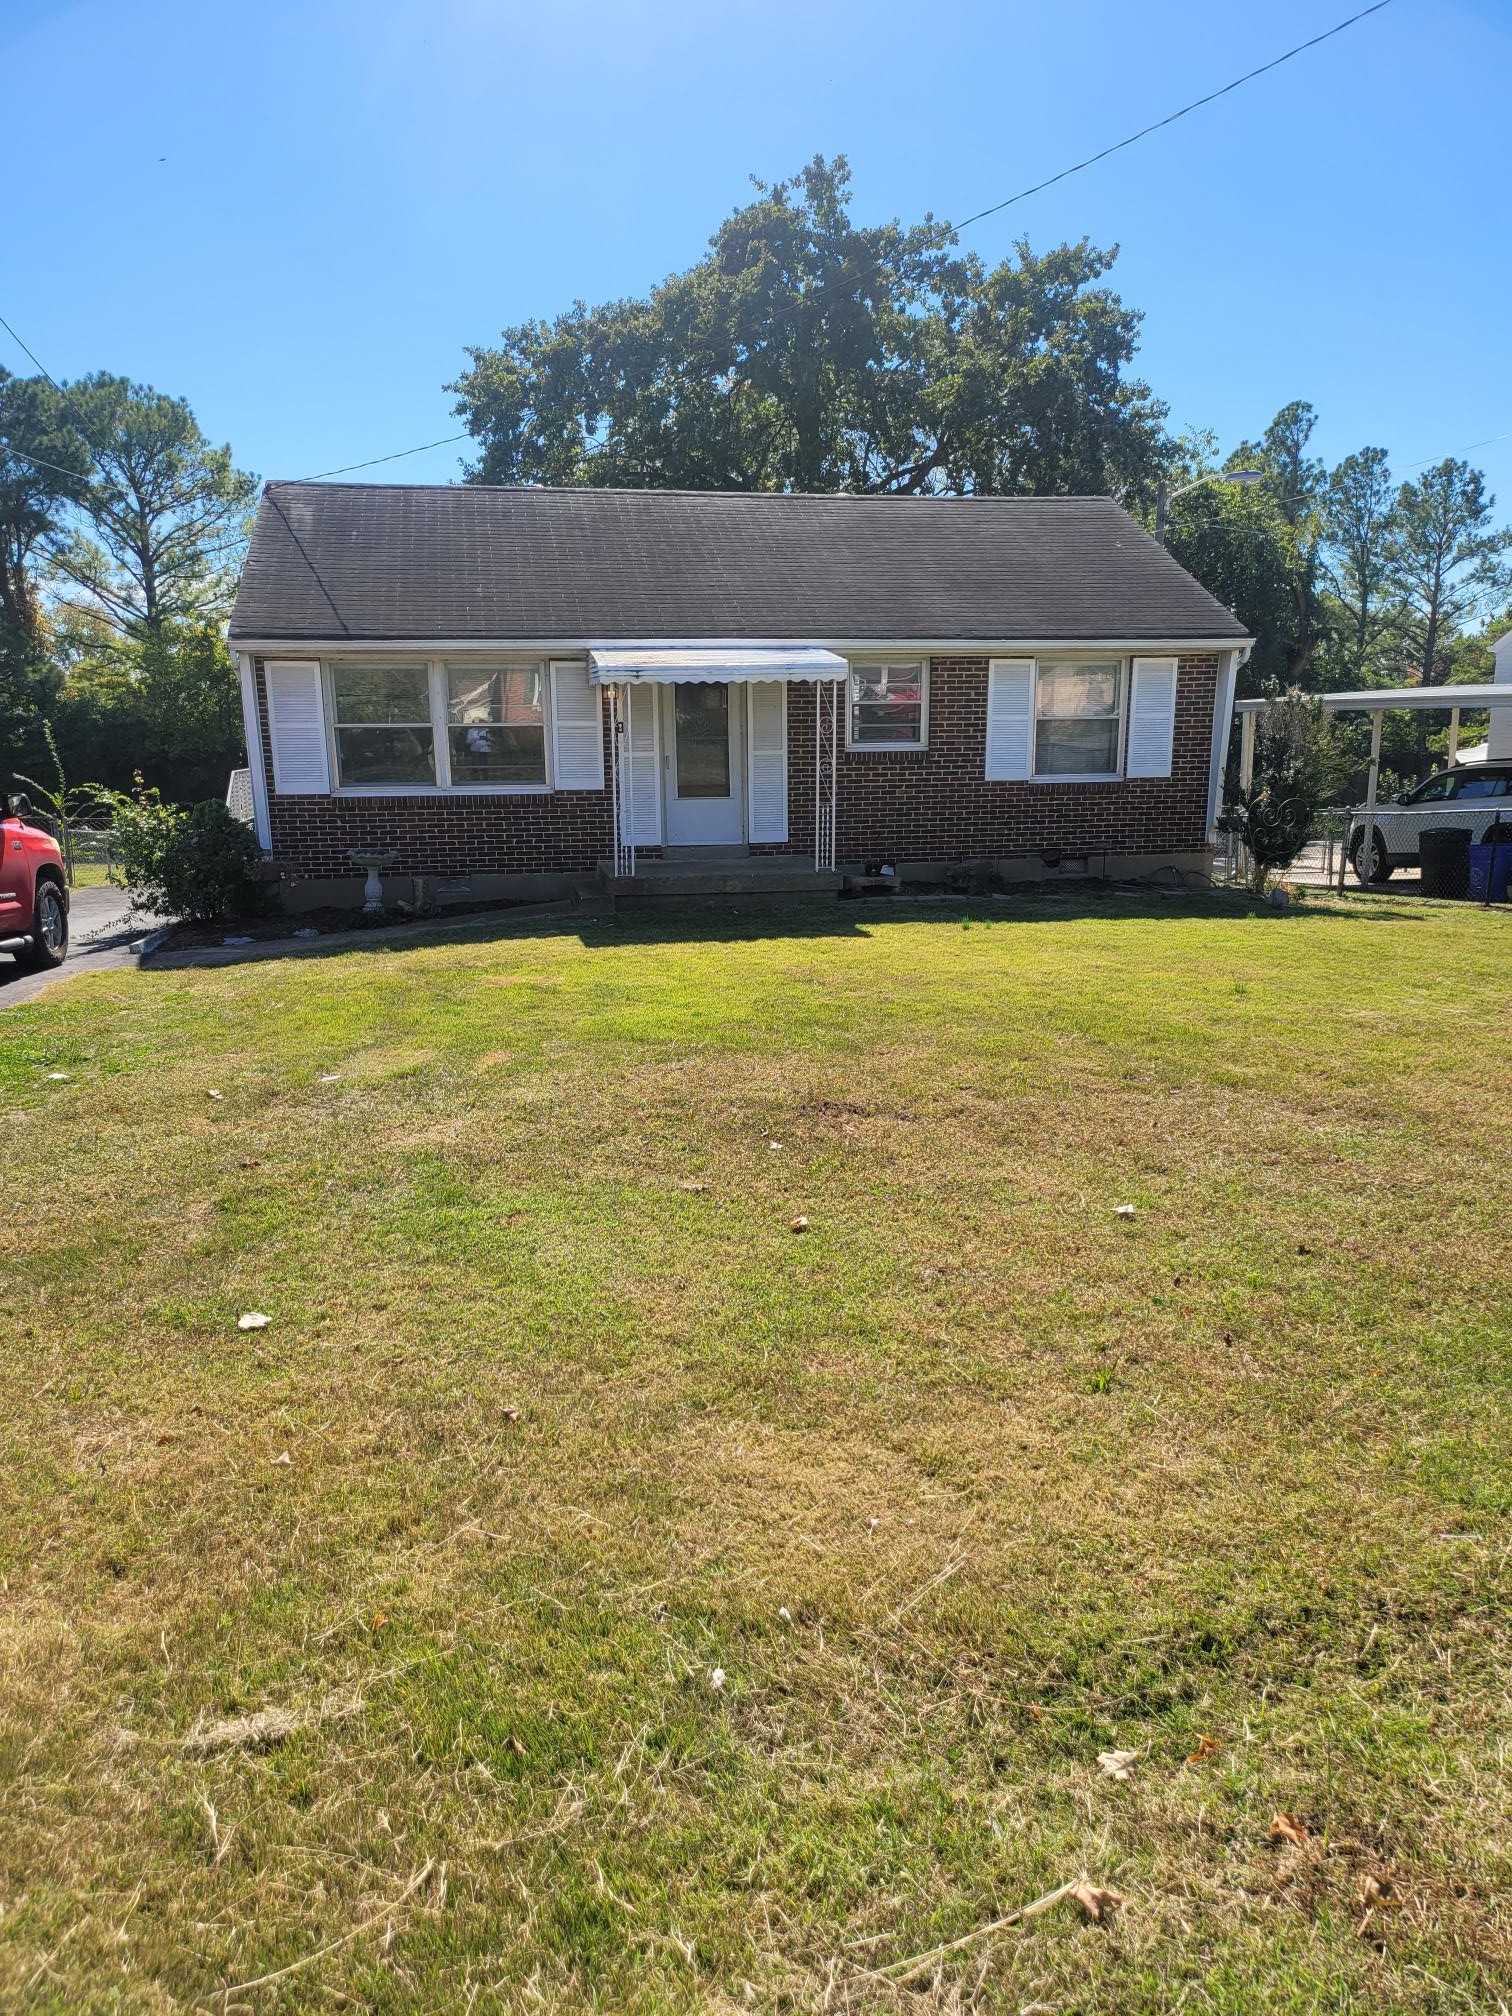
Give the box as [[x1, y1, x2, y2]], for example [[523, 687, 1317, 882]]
[[1447, 706, 1461, 767], [1361, 709, 1384, 888]]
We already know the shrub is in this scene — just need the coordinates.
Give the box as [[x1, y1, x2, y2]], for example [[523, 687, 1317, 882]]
[[102, 786, 266, 923], [1221, 687, 1333, 893]]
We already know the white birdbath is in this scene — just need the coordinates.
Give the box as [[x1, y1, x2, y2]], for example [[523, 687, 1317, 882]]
[[348, 849, 398, 919]]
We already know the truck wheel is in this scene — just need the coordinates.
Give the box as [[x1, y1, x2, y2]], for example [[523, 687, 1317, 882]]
[[18, 879, 69, 970], [1350, 828, 1394, 886]]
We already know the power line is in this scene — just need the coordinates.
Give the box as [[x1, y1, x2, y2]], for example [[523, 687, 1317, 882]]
[[0, 440, 90, 485], [291, 433, 470, 482], [950, 0, 1395, 232]]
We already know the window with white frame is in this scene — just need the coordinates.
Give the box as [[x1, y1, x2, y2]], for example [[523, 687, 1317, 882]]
[[445, 662, 547, 785], [1033, 661, 1124, 778], [848, 661, 927, 749], [323, 657, 554, 789], [328, 662, 436, 786]]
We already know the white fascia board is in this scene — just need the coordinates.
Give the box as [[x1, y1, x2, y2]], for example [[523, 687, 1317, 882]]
[[231, 633, 1254, 658], [1233, 684, 1512, 714]]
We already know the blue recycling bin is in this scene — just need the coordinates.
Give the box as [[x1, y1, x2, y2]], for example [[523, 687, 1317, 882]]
[[1468, 841, 1512, 904]]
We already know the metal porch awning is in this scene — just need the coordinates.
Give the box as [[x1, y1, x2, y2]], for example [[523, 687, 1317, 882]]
[[588, 644, 848, 685]]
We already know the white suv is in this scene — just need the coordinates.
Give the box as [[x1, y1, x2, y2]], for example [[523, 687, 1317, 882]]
[[1350, 763, 1512, 882]]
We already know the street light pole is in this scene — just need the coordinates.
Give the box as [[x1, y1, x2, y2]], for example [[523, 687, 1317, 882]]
[[1155, 468, 1263, 546]]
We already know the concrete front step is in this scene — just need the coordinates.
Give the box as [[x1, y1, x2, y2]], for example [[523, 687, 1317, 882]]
[[596, 858, 844, 901]]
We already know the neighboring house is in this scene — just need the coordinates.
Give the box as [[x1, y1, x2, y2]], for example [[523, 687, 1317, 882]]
[[227, 484, 1252, 908]]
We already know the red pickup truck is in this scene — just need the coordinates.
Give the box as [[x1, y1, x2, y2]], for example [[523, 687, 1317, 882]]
[[0, 795, 69, 971]]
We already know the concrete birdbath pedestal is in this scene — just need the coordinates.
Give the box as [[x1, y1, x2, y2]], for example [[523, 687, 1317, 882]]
[[348, 849, 398, 919]]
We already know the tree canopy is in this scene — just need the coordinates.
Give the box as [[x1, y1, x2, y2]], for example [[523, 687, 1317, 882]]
[[452, 156, 1171, 503], [0, 370, 257, 802]]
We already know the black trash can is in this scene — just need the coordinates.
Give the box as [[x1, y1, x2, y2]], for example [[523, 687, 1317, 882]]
[[1419, 825, 1471, 899]]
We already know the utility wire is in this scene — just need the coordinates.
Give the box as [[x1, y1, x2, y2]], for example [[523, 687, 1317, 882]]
[[950, 0, 1394, 232], [291, 433, 470, 481]]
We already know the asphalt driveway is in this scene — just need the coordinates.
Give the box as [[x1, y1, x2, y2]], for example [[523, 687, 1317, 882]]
[[0, 884, 163, 1008]]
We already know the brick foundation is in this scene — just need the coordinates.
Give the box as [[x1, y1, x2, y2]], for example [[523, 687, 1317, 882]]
[[255, 655, 1219, 889]]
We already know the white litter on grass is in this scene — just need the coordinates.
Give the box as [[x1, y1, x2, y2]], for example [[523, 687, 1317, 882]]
[[237, 1312, 271, 1332], [318, 1073, 341, 1083], [710, 1667, 726, 1691], [778, 1607, 792, 1623], [206, 1089, 224, 1101], [1114, 1203, 1137, 1218], [1097, 1749, 1139, 1782], [47, 1071, 69, 1081]]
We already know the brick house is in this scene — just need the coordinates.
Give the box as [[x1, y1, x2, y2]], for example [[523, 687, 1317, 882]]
[[228, 483, 1252, 907]]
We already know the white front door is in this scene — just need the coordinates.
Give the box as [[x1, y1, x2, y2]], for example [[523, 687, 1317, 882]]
[[663, 681, 745, 845]]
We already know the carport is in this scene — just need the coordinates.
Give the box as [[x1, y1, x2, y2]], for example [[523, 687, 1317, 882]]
[[1231, 680, 1512, 892]]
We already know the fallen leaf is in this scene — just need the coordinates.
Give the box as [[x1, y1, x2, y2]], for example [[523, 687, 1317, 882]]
[[1097, 1749, 1139, 1782], [502, 1406, 520, 1423], [506, 1733, 527, 1757], [789, 1215, 810, 1233], [240, 1157, 261, 1169], [271, 1451, 292, 1466], [237, 1311, 271, 1331], [1187, 1733, 1221, 1763], [1358, 1871, 1393, 1907], [372, 1612, 390, 1631], [1270, 1811, 1310, 1847], [1069, 1878, 1124, 1923], [155, 1431, 180, 1447], [1220, 1328, 1235, 1345], [679, 1179, 709, 1192]]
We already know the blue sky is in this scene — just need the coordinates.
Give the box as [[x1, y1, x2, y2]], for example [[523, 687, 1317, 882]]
[[4, 0, 1509, 522]]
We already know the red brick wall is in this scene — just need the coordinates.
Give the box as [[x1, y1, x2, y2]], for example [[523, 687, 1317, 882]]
[[255, 660, 614, 878], [255, 654, 1218, 878], [755, 655, 1218, 863]]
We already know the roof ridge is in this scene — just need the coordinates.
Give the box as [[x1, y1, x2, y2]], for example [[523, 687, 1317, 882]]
[[264, 480, 1124, 505]]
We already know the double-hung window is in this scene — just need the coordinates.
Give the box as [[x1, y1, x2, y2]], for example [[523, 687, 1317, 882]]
[[445, 663, 547, 785], [1033, 661, 1124, 779], [328, 662, 436, 785], [848, 661, 927, 749], [324, 658, 552, 789]]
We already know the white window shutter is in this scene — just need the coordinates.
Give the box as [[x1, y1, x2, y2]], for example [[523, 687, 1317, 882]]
[[550, 659, 605, 790], [1127, 657, 1178, 778], [985, 659, 1034, 781], [746, 680, 788, 842], [265, 661, 330, 795], [625, 683, 662, 844]]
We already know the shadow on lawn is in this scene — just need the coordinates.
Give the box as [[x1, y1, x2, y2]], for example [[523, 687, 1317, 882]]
[[203, 882, 1441, 972]]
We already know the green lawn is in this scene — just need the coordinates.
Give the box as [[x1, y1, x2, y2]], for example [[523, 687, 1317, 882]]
[[2, 890, 1509, 2013]]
